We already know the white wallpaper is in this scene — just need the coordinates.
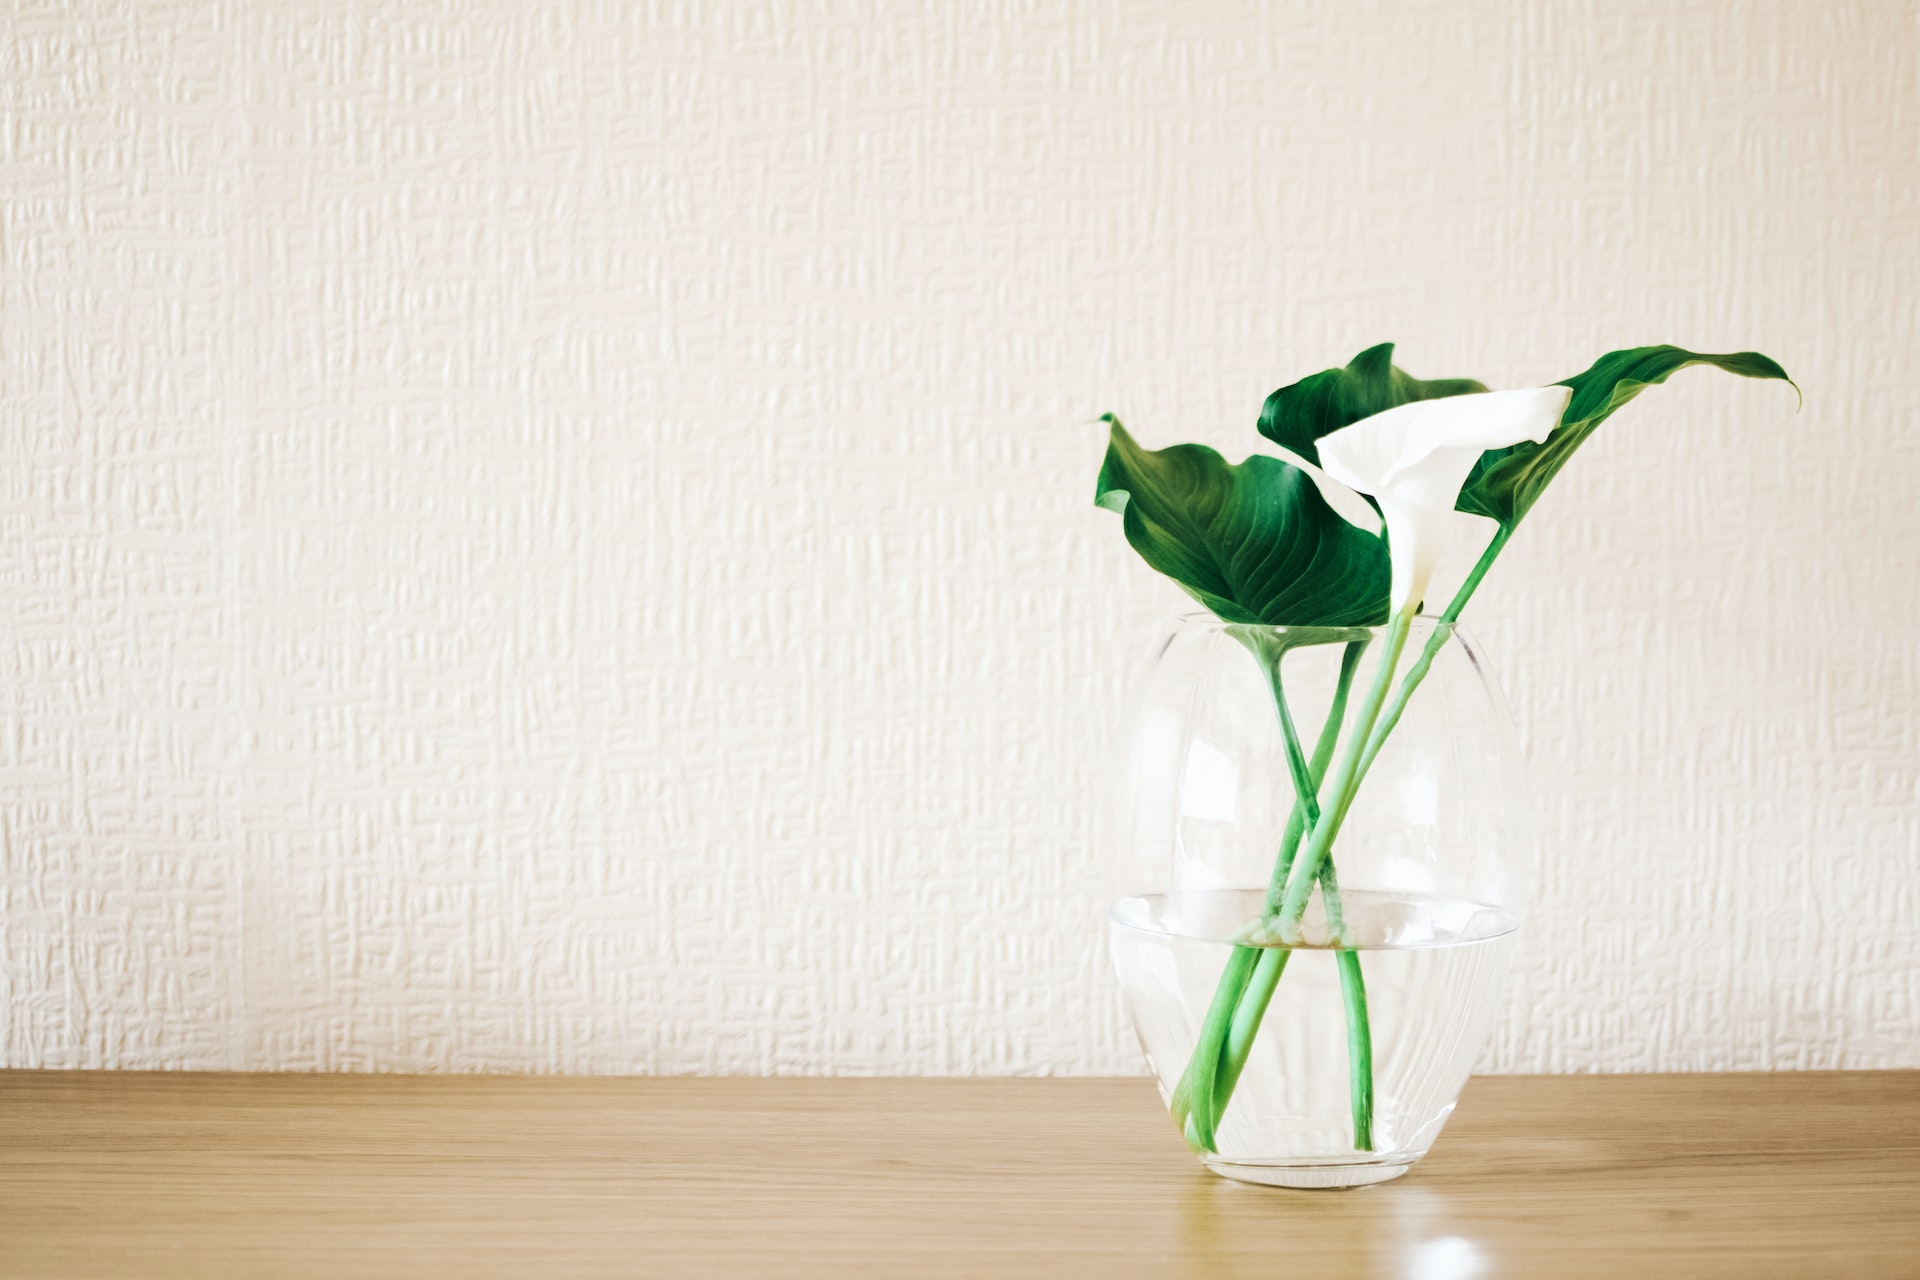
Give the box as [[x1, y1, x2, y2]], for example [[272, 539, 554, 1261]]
[[0, 0, 1915, 1074]]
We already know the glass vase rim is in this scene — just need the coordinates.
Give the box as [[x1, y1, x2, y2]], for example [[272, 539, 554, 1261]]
[[1165, 609, 1467, 640]]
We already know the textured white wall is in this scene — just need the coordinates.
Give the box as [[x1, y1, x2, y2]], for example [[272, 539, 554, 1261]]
[[0, 0, 1914, 1073]]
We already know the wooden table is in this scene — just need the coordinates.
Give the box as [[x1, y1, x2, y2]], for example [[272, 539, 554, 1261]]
[[2, 1071, 1915, 1278]]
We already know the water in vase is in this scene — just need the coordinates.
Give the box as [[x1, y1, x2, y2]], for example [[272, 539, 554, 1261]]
[[1110, 887, 1516, 1186]]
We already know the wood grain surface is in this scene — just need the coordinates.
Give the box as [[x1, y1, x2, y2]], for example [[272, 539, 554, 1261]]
[[1, 1071, 1915, 1279]]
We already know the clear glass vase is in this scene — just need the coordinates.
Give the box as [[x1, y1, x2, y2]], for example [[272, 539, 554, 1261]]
[[1108, 613, 1525, 1189]]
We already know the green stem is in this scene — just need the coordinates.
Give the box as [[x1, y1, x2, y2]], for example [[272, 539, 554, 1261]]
[[1318, 852, 1376, 1150], [1212, 864, 1371, 1140], [1210, 946, 1287, 1121], [1306, 533, 1516, 1155], [1276, 612, 1412, 927], [1316, 855, 1346, 941], [1171, 638, 1344, 1153], [1208, 613, 1404, 1144], [1183, 528, 1517, 1156], [1337, 949, 1374, 1149], [1262, 640, 1366, 914], [1207, 640, 1366, 1128], [1172, 944, 1259, 1152], [1357, 527, 1510, 782], [1249, 644, 1375, 1150]]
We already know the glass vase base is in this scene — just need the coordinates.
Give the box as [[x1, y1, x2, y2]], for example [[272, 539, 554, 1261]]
[[1201, 1154, 1417, 1190]]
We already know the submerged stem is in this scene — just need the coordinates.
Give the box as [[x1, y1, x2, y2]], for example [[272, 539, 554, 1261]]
[[1337, 949, 1374, 1149], [1171, 944, 1259, 1153], [1259, 640, 1379, 1150], [1205, 639, 1368, 1132], [1211, 946, 1287, 1118]]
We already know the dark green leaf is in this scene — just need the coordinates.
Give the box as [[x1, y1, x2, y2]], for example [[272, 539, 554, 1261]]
[[1256, 342, 1488, 465], [1095, 416, 1390, 627], [1457, 346, 1797, 530]]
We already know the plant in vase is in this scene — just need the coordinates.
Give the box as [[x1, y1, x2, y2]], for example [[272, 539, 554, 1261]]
[[1096, 343, 1794, 1184]]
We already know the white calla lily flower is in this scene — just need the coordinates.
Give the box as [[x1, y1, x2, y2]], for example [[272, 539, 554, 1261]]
[[1318, 386, 1572, 614]]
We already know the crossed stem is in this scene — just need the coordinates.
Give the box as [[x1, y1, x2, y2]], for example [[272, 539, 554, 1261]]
[[1168, 528, 1511, 1156]]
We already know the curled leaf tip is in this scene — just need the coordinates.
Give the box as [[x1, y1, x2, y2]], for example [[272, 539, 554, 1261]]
[[1458, 343, 1799, 530], [1348, 342, 1396, 372]]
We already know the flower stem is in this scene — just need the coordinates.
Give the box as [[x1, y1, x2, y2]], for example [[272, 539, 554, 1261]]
[[1263, 639, 1368, 913], [1187, 638, 1366, 1140], [1242, 646, 1373, 1151], [1303, 531, 1515, 1154], [1209, 946, 1287, 1123], [1357, 527, 1510, 778], [1276, 612, 1412, 926], [1210, 616, 1405, 1146], [1212, 867, 1374, 1142], [1171, 944, 1259, 1152], [1176, 527, 1517, 1156], [1337, 949, 1374, 1149]]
